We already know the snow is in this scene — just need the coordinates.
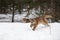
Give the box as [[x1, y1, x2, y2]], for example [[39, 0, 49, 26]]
[[0, 13, 26, 22], [0, 14, 12, 22], [0, 13, 38, 22], [0, 23, 60, 40]]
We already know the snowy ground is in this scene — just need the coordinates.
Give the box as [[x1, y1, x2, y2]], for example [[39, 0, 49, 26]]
[[0, 23, 60, 40]]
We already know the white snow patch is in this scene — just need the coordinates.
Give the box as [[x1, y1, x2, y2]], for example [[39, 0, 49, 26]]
[[0, 23, 60, 40]]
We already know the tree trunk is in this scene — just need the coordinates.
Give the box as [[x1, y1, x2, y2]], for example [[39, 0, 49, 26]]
[[12, 4, 14, 22], [25, 8, 30, 17], [50, 0, 56, 22], [44, 5, 48, 15], [50, 0, 55, 16]]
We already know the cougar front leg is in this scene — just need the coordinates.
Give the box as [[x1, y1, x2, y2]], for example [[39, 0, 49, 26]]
[[32, 25, 37, 31], [30, 23, 33, 28], [30, 23, 37, 31], [32, 24, 37, 31], [30, 22, 35, 28]]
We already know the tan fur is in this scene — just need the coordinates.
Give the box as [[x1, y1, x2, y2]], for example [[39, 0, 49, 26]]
[[23, 15, 53, 31]]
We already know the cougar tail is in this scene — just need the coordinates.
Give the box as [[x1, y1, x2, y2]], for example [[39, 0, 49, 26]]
[[44, 15, 53, 19]]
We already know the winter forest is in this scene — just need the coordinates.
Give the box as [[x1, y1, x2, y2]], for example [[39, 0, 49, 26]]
[[0, 0, 60, 40], [0, 0, 60, 22]]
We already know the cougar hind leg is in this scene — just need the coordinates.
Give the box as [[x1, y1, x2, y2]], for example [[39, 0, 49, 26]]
[[44, 22, 49, 27], [43, 19, 50, 27]]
